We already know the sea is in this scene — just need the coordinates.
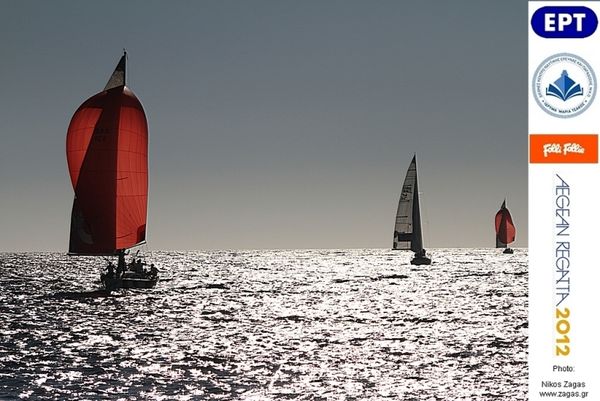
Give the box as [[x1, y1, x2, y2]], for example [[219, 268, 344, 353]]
[[0, 249, 527, 400]]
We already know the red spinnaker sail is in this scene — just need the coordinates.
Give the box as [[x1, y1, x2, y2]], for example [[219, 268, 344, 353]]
[[495, 201, 516, 245], [66, 55, 148, 255]]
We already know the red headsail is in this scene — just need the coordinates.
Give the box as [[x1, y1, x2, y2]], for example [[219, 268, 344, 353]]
[[495, 200, 516, 246], [66, 54, 148, 255]]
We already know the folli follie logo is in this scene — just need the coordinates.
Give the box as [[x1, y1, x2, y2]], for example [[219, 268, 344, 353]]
[[530, 134, 598, 163]]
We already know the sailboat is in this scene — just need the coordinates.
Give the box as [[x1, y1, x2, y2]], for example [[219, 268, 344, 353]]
[[66, 51, 158, 290], [495, 200, 516, 254], [392, 155, 431, 265]]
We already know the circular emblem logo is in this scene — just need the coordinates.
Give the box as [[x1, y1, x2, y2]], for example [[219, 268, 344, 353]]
[[532, 53, 596, 118]]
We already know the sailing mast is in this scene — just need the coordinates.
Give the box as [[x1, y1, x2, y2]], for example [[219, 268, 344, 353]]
[[411, 156, 423, 254]]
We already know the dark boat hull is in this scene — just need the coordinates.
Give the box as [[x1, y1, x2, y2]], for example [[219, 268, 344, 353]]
[[503, 248, 514, 254], [101, 275, 158, 290], [411, 256, 431, 265]]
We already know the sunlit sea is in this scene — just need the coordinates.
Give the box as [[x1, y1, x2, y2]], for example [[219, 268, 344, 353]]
[[0, 249, 527, 400]]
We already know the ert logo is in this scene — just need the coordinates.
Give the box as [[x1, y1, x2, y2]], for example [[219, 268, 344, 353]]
[[531, 6, 597, 38]]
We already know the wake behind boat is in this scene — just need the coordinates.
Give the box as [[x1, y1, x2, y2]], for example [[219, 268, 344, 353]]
[[392, 155, 431, 265], [66, 51, 158, 291], [495, 200, 516, 254]]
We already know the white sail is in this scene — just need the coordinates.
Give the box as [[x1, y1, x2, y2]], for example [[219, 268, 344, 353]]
[[104, 52, 126, 91], [393, 155, 424, 253]]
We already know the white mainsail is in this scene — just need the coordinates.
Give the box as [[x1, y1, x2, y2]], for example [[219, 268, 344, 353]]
[[393, 155, 424, 253]]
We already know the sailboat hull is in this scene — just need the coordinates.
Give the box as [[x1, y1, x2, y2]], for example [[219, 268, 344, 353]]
[[503, 248, 514, 254], [101, 275, 158, 290], [410, 256, 431, 265]]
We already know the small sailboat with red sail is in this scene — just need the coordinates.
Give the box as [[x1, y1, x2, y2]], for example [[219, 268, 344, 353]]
[[495, 200, 516, 254], [66, 51, 158, 290], [392, 155, 431, 265]]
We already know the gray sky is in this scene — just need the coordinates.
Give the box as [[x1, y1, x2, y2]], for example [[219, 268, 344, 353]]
[[0, 1, 527, 251]]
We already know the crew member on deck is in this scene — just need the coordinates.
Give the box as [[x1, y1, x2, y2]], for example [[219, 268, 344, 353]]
[[107, 262, 115, 279], [150, 264, 158, 278]]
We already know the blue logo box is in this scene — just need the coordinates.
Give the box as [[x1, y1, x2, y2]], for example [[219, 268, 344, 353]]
[[531, 6, 597, 38]]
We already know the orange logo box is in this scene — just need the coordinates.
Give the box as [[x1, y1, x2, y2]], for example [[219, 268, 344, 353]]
[[530, 134, 598, 163]]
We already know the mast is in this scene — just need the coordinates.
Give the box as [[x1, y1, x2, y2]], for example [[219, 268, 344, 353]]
[[124, 49, 127, 87], [496, 199, 507, 248], [411, 156, 424, 253]]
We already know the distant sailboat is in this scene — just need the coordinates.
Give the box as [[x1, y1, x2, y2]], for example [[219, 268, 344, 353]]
[[495, 200, 516, 254], [392, 155, 431, 265], [66, 51, 158, 290]]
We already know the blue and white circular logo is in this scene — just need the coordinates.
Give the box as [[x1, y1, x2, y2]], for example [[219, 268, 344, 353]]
[[532, 53, 596, 118]]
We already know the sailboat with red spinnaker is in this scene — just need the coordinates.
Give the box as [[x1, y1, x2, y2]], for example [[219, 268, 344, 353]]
[[495, 200, 516, 254], [66, 51, 158, 290]]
